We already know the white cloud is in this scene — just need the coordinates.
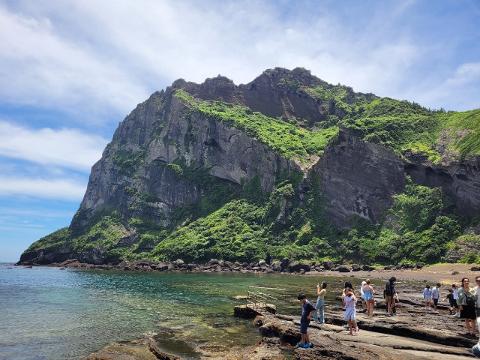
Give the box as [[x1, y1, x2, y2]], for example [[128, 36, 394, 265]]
[[0, 176, 85, 200], [0, 4, 149, 120], [0, 0, 477, 120], [0, 0, 426, 122], [0, 120, 107, 171], [414, 62, 480, 110], [445, 62, 480, 86]]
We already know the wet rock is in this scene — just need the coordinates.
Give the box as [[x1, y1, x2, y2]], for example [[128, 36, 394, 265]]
[[234, 304, 276, 319], [471, 266, 480, 271], [86, 337, 180, 360]]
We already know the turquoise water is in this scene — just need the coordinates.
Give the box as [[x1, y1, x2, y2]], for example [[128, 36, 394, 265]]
[[0, 264, 362, 360]]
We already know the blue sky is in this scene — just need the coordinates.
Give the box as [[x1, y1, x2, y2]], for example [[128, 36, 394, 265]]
[[0, 0, 479, 262]]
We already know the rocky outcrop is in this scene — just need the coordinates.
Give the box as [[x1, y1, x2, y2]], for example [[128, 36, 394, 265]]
[[312, 129, 406, 228], [405, 155, 480, 217], [72, 84, 301, 231], [175, 67, 377, 126]]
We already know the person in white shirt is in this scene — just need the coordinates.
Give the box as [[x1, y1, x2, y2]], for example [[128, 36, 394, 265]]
[[423, 285, 433, 311], [432, 283, 441, 309], [452, 284, 460, 317]]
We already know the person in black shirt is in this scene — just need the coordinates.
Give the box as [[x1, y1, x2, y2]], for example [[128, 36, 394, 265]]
[[297, 293, 315, 348], [385, 277, 397, 316]]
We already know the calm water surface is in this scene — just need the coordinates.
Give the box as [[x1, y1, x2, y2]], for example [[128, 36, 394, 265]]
[[0, 263, 372, 360]]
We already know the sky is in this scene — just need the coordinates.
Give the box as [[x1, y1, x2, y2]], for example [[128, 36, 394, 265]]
[[0, 0, 479, 262]]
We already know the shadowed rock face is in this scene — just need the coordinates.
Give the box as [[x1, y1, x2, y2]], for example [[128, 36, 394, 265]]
[[174, 67, 377, 126], [312, 129, 406, 228], [405, 156, 480, 217]]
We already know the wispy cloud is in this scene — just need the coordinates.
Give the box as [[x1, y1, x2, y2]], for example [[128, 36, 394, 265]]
[[0, 120, 107, 171], [0, 4, 149, 121], [415, 62, 480, 110], [1, 0, 477, 121], [0, 176, 86, 200]]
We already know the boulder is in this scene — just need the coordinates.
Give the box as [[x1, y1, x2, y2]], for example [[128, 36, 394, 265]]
[[173, 259, 185, 266], [334, 265, 350, 273], [288, 262, 311, 273], [208, 259, 220, 266], [351, 264, 361, 271], [271, 261, 281, 272], [361, 265, 375, 271], [280, 258, 290, 271], [322, 261, 334, 270]]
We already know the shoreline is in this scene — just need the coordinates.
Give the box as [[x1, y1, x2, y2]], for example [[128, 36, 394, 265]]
[[16, 259, 480, 285]]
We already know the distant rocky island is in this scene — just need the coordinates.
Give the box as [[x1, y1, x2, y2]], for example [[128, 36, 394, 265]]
[[19, 67, 480, 267]]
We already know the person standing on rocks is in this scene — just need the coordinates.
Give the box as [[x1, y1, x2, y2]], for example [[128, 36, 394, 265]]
[[423, 285, 433, 311], [297, 293, 315, 348], [446, 289, 456, 315], [360, 281, 367, 310], [385, 277, 397, 316], [458, 277, 476, 336], [432, 283, 441, 310], [344, 288, 359, 335], [315, 282, 327, 325], [363, 279, 375, 317], [474, 276, 480, 326], [452, 284, 460, 317]]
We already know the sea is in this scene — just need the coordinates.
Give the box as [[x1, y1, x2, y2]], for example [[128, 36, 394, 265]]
[[0, 263, 356, 360]]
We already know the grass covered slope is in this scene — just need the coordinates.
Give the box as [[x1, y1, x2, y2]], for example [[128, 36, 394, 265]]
[[343, 99, 480, 163]]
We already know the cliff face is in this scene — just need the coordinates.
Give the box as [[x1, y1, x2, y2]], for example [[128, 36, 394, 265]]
[[72, 85, 301, 232], [19, 68, 480, 266], [312, 130, 405, 228], [405, 156, 480, 217]]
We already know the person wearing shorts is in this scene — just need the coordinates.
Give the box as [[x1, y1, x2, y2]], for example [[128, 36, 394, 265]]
[[297, 293, 315, 348], [344, 289, 358, 335], [362, 279, 375, 317], [423, 285, 433, 311], [385, 277, 397, 316]]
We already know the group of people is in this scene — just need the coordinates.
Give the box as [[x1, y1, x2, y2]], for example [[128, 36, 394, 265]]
[[296, 275, 480, 355], [423, 276, 480, 338]]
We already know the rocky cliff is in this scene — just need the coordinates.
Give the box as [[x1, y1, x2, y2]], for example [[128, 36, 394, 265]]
[[19, 68, 480, 266]]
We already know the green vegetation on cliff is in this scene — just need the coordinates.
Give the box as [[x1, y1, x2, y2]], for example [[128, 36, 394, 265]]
[[343, 100, 480, 163], [175, 89, 338, 162]]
